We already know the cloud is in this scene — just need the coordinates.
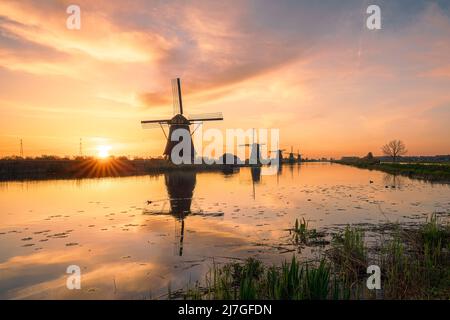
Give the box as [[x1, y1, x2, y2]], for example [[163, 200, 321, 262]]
[[139, 91, 172, 108], [0, 0, 449, 157]]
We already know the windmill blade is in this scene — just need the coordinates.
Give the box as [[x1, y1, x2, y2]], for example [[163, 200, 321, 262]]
[[172, 78, 183, 115], [141, 119, 170, 129], [141, 122, 169, 129], [188, 112, 223, 122]]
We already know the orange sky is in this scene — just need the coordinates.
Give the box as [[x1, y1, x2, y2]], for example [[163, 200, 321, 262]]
[[0, 0, 449, 158]]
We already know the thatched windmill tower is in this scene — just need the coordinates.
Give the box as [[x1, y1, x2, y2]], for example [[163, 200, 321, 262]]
[[141, 78, 223, 163]]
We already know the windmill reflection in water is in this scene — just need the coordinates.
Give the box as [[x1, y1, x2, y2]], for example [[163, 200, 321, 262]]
[[143, 171, 224, 256]]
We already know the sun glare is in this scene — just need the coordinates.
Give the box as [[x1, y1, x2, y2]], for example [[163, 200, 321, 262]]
[[96, 145, 111, 159]]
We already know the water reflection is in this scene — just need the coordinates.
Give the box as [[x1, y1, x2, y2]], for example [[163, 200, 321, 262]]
[[383, 173, 404, 189], [1, 163, 449, 299], [165, 171, 196, 216], [250, 166, 261, 200], [144, 170, 228, 256]]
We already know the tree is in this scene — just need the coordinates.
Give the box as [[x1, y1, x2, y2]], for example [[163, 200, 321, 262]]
[[381, 140, 407, 162]]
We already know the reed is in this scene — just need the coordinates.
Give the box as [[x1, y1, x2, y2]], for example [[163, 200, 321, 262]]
[[328, 226, 367, 285], [177, 216, 450, 300], [379, 214, 450, 299], [291, 218, 325, 245]]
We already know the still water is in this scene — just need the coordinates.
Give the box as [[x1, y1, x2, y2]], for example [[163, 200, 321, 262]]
[[0, 163, 449, 299]]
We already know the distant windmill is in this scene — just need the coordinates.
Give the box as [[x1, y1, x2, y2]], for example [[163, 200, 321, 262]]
[[20, 139, 23, 158], [288, 146, 295, 164], [297, 149, 302, 163], [141, 78, 223, 162], [239, 129, 265, 165], [270, 148, 286, 164]]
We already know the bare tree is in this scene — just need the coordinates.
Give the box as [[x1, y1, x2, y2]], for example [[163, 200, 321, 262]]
[[381, 140, 407, 162]]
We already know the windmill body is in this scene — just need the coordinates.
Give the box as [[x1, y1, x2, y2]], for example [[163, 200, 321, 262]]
[[270, 149, 285, 164], [163, 114, 194, 161], [288, 146, 296, 164]]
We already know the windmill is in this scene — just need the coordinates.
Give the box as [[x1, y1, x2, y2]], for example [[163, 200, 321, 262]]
[[239, 129, 265, 165], [288, 146, 296, 164], [297, 149, 302, 163], [270, 148, 286, 164], [141, 78, 223, 163], [19, 139, 23, 158]]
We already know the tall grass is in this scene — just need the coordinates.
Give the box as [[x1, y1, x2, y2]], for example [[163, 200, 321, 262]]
[[291, 218, 325, 245], [182, 256, 334, 300], [380, 231, 419, 299], [292, 218, 310, 244], [329, 226, 367, 281], [380, 214, 450, 299], [421, 214, 447, 266], [178, 217, 450, 300]]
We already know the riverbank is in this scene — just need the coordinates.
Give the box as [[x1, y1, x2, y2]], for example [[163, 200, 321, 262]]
[[0, 158, 245, 181], [174, 214, 450, 300], [335, 161, 450, 183]]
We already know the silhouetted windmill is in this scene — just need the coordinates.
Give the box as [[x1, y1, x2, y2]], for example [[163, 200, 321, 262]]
[[297, 149, 302, 163], [141, 78, 223, 162], [270, 148, 286, 164], [19, 139, 23, 158], [288, 146, 296, 164], [239, 129, 265, 165]]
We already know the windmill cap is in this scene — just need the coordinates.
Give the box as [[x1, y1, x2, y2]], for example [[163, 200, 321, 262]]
[[170, 114, 189, 124]]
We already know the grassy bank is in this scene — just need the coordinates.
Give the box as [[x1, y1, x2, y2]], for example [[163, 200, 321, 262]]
[[336, 161, 450, 183], [174, 215, 450, 300], [0, 158, 244, 181]]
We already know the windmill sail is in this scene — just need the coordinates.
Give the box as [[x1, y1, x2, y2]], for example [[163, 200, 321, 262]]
[[141, 121, 169, 129], [141, 118, 171, 128], [188, 112, 223, 122], [172, 78, 183, 115]]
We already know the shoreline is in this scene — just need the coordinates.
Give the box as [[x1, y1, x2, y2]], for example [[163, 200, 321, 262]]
[[334, 161, 450, 183], [0, 158, 266, 182]]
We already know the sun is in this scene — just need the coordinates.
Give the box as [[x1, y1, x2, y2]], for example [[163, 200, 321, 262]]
[[96, 145, 111, 159]]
